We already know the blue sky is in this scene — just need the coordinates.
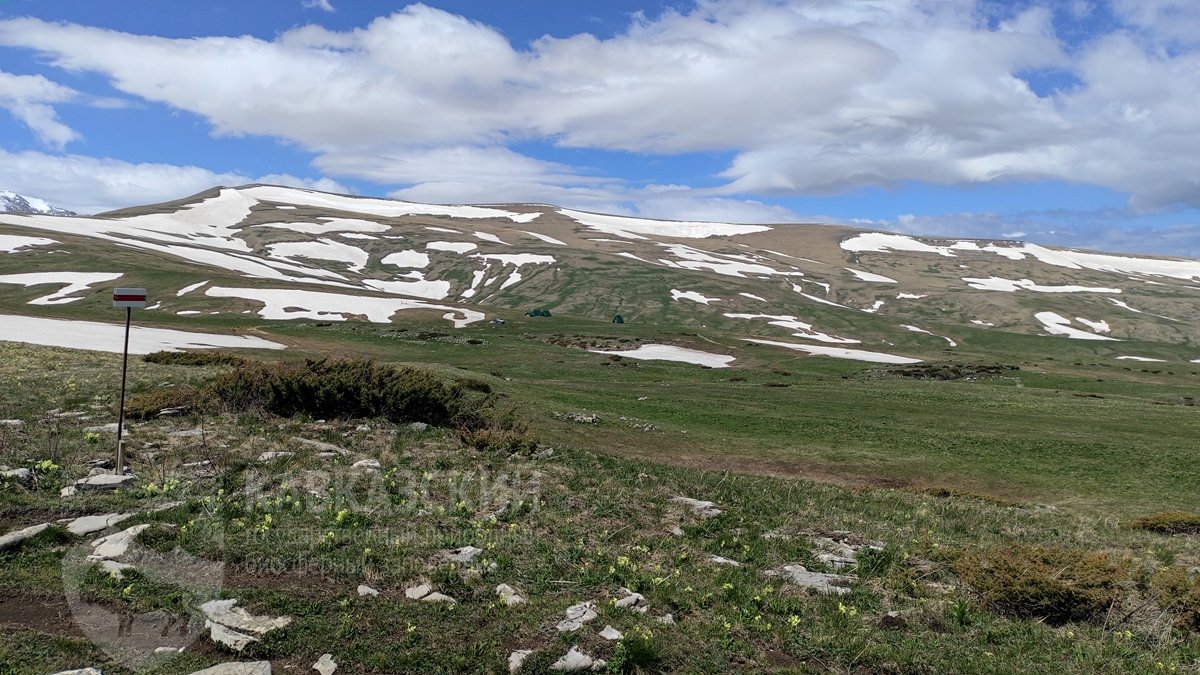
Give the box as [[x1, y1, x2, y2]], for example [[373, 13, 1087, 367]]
[[1, 0, 1199, 255]]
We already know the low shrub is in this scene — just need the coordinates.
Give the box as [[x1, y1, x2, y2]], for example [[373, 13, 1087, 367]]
[[142, 351, 245, 367], [1129, 511, 1200, 535], [952, 545, 1130, 625], [123, 386, 206, 421], [1151, 567, 1200, 631]]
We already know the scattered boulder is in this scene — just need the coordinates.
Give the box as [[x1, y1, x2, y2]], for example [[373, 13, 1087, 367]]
[[88, 524, 151, 561], [84, 423, 119, 434], [709, 555, 743, 567], [313, 653, 337, 675], [65, 512, 135, 536], [290, 437, 348, 454], [656, 613, 675, 625], [169, 428, 206, 438], [614, 588, 648, 613], [599, 625, 622, 641], [187, 663, 272, 675], [0, 419, 23, 428], [811, 535, 883, 570], [49, 669, 103, 675], [99, 560, 135, 580], [671, 496, 722, 519], [495, 583, 526, 606], [200, 599, 291, 652], [508, 649, 532, 674], [74, 473, 138, 492], [409, 422, 428, 432], [765, 564, 857, 596], [421, 592, 457, 604], [351, 459, 381, 471], [2, 467, 32, 486], [550, 647, 605, 672], [405, 583, 432, 600], [556, 601, 598, 632], [445, 545, 483, 563], [256, 451, 295, 463], [0, 522, 51, 551], [357, 584, 379, 597]]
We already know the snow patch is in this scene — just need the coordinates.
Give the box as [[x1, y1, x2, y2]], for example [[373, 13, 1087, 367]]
[[522, 230, 566, 246], [1116, 355, 1166, 362], [963, 277, 1121, 294], [426, 241, 477, 254], [0, 313, 284, 354], [206, 286, 483, 327], [267, 238, 369, 273], [177, 280, 209, 297], [739, 293, 767, 302], [0, 272, 123, 305], [896, 293, 926, 299], [745, 339, 921, 364], [0, 235, 57, 253], [559, 208, 771, 240], [589, 344, 735, 368], [474, 232, 509, 246], [846, 268, 897, 283], [471, 253, 555, 266], [671, 289, 721, 305], [382, 251, 430, 268], [1075, 317, 1110, 334], [724, 313, 860, 344], [1034, 312, 1119, 341]]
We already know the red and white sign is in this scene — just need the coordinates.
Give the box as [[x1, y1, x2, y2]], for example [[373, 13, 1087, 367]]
[[112, 287, 147, 309]]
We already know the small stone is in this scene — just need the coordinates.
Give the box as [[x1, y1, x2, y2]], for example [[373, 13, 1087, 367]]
[[75, 473, 137, 492], [154, 646, 184, 654], [421, 592, 456, 604], [200, 599, 291, 651], [656, 613, 675, 624], [98, 560, 135, 580], [0, 419, 23, 428], [83, 423, 119, 434], [550, 647, 604, 672], [181, 460, 212, 469], [409, 422, 428, 431], [495, 583, 526, 606], [405, 583, 432, 600], [557, 601, 598, 632], [313, 653, 337, 675], [355, 424, 370, 432], [766, 564, 856, 596], [0, 522, 52, 551], [667, 525, 684, 537], [508, 649, 533, 674], [351, 459, 381, 471], [614, 588, 648, 612], [598, 625, 622, 641], [187, 662, 272, 675], [66, 512, 135, 536], [60, 485, 77, 497], [357, 584, 379, 597], [709, 555, 742, 567], [445, 545, 483, 563], [670, 496, 722, 518], [256, 451, 295, 463], [88, 524, 151, 560], [49, 669, 104, 675], [1, 468, 32, 486], [169, 428, 206, 438], [290, 437, 348, 454]]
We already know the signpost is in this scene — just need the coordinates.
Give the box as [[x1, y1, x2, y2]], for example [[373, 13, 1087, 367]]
[[113, 288, 147, 474]]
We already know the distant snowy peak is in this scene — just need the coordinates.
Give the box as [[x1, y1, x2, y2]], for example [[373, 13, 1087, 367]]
[[0, 191, 76, 216]]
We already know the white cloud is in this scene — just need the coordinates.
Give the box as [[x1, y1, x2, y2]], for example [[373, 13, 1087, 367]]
[[302, 0, 335, 12], [0, 1, 1197, 215], [0, 149, 346, 214], [0, 70, 80, 148]]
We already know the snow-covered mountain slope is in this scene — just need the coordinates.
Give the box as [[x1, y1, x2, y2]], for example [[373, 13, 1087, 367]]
[[0, 191, 76, 216], [1, 183, 1198, 364]]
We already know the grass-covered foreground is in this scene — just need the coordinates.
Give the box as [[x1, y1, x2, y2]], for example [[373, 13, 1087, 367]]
[[1, 343, 1199, 673]]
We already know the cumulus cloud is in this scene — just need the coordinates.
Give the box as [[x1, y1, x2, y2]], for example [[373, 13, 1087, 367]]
[[0, 149, 346, 214], [0, 1, 1197, 217], [0, 70, 80, 148], [302, 0, 335, 12]]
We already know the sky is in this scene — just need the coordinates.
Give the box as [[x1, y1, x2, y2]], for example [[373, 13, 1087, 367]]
[[1, 0, 1199, 256]]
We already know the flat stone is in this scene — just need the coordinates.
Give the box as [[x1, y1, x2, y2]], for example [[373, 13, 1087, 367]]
[[187, 661, 272, 675], [667, 525, 684, 537], [351, 459, 381, 471], [508, 649, 533, 674], [709, 555, 743, 567], [0, 419, 23, 428], [256, 451, 295, 463], [50, 669, 103, 675], [671, 496, 722, 518], [83, 423, 119, 433], [154, 646, 184, 654], [290, 437, 348, 454], [445, 545, 483, 563], [98, 560, 136, 580], [181, 460, 212, 469], [614, 588, 647, 613], [550, 647, 605, 672], [766, 564, 857, 596], [409, 422, 428, 431], [405, 583, 432, 600], [420, 592, 456, 604], [60, 485, 77, 497], [495, 583, 526, 607], [169, 428, 206, 438], [313, 653, 337, 675], [0, 522, 52, 551], [75, 473, 137, 491], [556, 601, 597, 632], [88, 524, 151, 560], [598, 625, 622, 641], [200, 599, 291, 650], [357, 584, 379, 597], [656, 613, 675, 624], [2, 468, 32, 486], [66, 512, 135, 536], [816, 553, 858, 569], [355, 424, 370, 432]]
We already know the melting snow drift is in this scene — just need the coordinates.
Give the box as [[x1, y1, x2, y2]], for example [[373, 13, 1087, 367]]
[[588, 344, 735, 368], [0, 314, 285, 354]]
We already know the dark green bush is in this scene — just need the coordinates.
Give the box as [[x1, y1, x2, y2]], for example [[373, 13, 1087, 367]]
[[952, 545, 1130, 625], [124, 385, 207, 421], [1130, 511, 1200, 535], [142, 351, 246, 367]]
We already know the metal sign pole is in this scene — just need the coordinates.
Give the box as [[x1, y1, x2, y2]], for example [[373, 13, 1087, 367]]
[[112, 287, 146, 474], [116, 306, 131, 473]]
